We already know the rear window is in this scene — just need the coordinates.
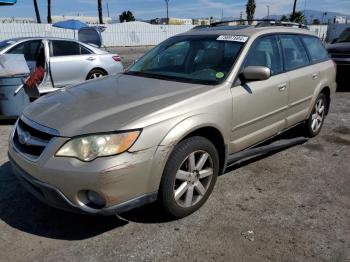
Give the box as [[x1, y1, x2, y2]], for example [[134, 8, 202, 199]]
[[301, 36, 329, 63]]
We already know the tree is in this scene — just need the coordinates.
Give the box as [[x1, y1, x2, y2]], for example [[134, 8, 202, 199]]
[[312, 18, 320, 25], [33, 0, 41, 23], [246, 0, 256, 25], [47, 0, 52, 23], [119, 11, 135, 23], [290, 11, 304, 23], [165, 0, 170, 24], [280, 15, 289, 22], [98, 0, 103, 24]]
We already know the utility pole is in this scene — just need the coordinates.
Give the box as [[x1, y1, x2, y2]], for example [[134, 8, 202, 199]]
[[165, 0, 170, 24], [292, 0, 297, 18], [47, 0, 52, 23], [267, 5, 270, 19], [106, 0, 110, 17], [33, 0, 41, 23]]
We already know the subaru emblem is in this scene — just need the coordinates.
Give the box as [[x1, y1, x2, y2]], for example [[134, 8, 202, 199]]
[[18, 131, 30, 145]]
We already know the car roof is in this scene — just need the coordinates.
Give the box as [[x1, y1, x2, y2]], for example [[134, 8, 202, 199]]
[[3, 36, 82, 42], [180, 25, 317, 38]]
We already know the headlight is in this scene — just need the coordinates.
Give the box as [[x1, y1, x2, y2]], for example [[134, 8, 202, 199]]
[[56, 130, 141, 162]]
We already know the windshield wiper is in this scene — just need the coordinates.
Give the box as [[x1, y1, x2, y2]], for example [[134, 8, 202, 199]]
[[124, 71, 173, 81]]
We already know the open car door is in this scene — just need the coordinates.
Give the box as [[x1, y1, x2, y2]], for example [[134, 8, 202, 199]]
[[78, 26, 104, 48]]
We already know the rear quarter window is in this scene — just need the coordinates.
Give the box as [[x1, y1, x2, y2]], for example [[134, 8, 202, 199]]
[[301, 36, 329, 63]]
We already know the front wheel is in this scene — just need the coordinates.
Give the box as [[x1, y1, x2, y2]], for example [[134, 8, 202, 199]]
[[159, 136, 219, 218], [304, 93, 327, 137]]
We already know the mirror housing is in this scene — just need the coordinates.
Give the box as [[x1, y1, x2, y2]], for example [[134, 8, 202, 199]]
[[240, 66, 271, 82]]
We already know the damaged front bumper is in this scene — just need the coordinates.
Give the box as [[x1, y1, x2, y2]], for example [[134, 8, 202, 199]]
[[8, 134, 160, 215]]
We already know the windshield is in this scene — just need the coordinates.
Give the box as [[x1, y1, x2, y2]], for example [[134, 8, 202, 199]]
[[126, 35, 245, 85], [337, 28, 350, 43], [0, 40, 13, 52]]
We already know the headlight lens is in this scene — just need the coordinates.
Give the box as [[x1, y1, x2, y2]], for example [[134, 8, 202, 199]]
[[56, 130, 141, 162]]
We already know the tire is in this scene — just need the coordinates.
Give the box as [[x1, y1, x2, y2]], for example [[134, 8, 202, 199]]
[[86, 69, 107, 80], [304, 93, 327, 137], [159, 136, 219, 218]]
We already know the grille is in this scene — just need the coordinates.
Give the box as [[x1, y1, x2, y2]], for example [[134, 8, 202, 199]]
[[13, 118, 56, 158]]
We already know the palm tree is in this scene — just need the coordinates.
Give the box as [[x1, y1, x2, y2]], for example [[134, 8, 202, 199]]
[[47, 0, 52, 23], [33, 0, 41, 23], [98, 0, 104, 24], [246, 0, 256, 25], [290, 11, 304, 23]]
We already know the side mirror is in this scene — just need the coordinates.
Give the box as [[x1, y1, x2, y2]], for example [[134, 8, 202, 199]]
[[331, 38, 338, 44], [240, 66, 271, 82]]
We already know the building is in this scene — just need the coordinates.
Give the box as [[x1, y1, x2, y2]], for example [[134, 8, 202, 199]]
[[150, 18, 193, 25], [0, 17, 35, 23], [51, 15, 112, 25], [334, 16, 347, 24]]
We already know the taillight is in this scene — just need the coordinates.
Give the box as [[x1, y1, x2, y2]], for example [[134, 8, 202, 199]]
[[112, 55, 121, 62]]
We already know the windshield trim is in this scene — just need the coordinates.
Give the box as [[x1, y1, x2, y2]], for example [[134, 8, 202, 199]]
[[124, 71, 220, 85]]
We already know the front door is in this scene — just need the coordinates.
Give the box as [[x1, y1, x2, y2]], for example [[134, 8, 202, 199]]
[[230, 35, 289, 153]]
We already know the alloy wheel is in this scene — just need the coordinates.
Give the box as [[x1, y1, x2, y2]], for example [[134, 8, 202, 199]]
[[89, 72, 104, 79], [173, 150, 214, 208], [311, 98, 325, 133]]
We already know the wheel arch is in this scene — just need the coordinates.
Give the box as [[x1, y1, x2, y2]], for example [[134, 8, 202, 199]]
[[86, 67, 108, 80], [320, 86, 331, 115]]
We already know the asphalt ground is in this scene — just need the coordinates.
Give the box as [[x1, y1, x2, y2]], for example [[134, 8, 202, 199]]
[[0, 48, 349, 261]]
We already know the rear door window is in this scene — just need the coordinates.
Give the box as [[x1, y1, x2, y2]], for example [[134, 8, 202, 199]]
[[244, 35, 283, 75], [300, 36, 329, 63], [279, 35, 310, 71], [51, 40, 81, 56]]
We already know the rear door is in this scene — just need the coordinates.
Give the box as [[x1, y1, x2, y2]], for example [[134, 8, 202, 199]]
[[231, 35, 289, 152], [49, 40, 95, 87], [279, 34, 318, 126]]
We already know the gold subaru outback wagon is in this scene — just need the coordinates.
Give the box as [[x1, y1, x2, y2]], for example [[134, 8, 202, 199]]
[[9, 24, 336, 218]]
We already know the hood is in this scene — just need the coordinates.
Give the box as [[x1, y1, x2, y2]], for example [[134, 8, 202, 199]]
[[24, 74, 212, 137], [327, 42, 350, 53]]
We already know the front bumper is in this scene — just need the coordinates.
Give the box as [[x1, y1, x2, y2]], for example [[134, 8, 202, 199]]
[[10, 155, 157, 215], [8, 130, 160, 215]]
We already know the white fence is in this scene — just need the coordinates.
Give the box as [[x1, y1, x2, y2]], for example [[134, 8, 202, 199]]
[[1, 22, 348, 46], [0, 21, 194, 47]]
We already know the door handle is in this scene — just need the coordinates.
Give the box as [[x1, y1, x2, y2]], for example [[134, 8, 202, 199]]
[[86, 57, 96, 61], [277, 83, 287, 91], [312, 73, 319, 80]]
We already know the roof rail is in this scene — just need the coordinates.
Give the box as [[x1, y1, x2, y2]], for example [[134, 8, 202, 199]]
[[210, 19, 307, 29], [255, 20, 307, 29], [210, 19, 274, 27]]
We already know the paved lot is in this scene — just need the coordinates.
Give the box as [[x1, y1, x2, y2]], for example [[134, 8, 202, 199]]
[[0, 59, 349, 260]]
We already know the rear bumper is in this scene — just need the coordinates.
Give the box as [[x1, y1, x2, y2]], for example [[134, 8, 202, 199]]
[[10, 155, 157, 216]]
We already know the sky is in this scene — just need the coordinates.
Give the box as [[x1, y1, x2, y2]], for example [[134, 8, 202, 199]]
[[0, 0, 349, 21]]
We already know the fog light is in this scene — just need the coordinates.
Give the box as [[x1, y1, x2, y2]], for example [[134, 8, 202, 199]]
[[86, 190, 106, 209]]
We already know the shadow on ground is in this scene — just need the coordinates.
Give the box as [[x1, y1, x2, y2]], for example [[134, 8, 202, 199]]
[[0, 119, 16, 126], [0, 125, 308, 239], [0, 161, 128, 240]]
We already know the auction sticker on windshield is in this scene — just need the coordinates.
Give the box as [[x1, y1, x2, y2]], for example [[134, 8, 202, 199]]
[[217, 35, 248, 42]]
